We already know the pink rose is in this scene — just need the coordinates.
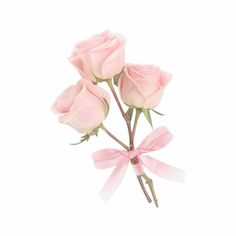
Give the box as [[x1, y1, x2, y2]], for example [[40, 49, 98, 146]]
[[118, 64, 171, 109], [69, 31, 125, 81], [52, 79, 110, 134]]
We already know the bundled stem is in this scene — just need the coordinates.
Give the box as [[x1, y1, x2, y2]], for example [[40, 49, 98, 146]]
[[137, 176, 152, 203], [143, 174, 158, 207], [105, 78, 158, 207]]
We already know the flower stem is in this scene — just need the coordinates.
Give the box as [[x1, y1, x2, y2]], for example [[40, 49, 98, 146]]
[[100, 124, 129, 150], [106, 80, 134, 150], [143, 174, 158, 207], [137, 176, 152, 203]]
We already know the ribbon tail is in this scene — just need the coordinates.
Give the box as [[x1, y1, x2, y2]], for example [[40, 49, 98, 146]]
[[99, 161, 129, 202], [141, 155, 185, 182]]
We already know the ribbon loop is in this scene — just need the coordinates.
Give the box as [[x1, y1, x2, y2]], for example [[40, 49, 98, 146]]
[[92, 126, 185, 201], [92, 149, 128, 169], [138, 126, 173, 153]]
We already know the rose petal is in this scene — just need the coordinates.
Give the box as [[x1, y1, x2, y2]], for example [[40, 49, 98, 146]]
[[101, 45, 125, 78]]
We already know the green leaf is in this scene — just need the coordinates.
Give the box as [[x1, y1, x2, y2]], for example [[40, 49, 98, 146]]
[[151, 109, 165, 116], [141, 108, 153, 128], [126, 107, 134, 121]]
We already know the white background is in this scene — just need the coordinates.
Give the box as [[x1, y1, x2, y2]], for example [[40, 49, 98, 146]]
[[0, 0, 236, 235]]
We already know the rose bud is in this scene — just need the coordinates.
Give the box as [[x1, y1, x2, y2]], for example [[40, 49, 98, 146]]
[[69, 31, 125, 81], [118, 64, 171, 109], [52, 79, 110, 134]]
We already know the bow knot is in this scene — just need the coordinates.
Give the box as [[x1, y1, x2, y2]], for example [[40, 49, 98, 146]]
[[128, 149, 140, 159], [92, 126, 185, 201]]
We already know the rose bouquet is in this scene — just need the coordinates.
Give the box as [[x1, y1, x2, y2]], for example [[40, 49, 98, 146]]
[[52, 31, 185, 207]]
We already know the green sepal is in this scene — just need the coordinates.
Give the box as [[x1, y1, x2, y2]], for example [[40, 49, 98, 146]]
[[70, 126, 100, 145], [95, 77, 110, 83], [103, 98, 110, 117], [126, 107, 134, 121], [151, 109, 165, 116], [93, 67, 125, 84], [141, 108, 153, 128], [92, 73, 110, 83], [112, 67, 125, 86], [113, 74, 119, 86]]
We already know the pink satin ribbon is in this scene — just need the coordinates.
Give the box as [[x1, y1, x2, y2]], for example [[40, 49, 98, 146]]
[[92, 126, 185, 201]]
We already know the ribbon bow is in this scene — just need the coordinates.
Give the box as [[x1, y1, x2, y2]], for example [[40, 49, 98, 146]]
[[92, 126, 185, 201]]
